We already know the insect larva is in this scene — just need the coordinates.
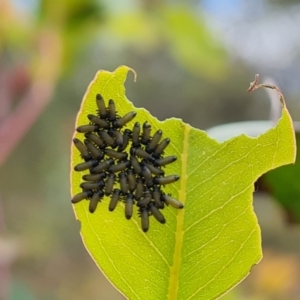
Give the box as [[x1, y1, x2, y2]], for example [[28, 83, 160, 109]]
[[161, 194, 184, 209], [118, 129, 131, 152], [146, 130, 162, 153], [108, 160, 130, 173], [154, 175, 180, 185], [152, 138, 170, 158], [74, 159, 98, 171], [137, 190, 152, 207], [140, 207, 149, 232], [132, 122, 140, 147], [84, 133, 106, 149], [80, 181, 105, 190], [73, 138, 92, 161], [87, 114, 110, 129], [125, 193, 134, 219], [119, 172, 128, 195], [96, 94, 107, 119], [141, 121, 151, 145], [153, 186, 164, 208], [141, 166, 153, 187], [148, 202, 166, 223], [82, 172, 106, 181], [135, 178, 144, 200], [109, 129, 123, 146], [84, 140, 104, 160], [113, 111, 137, 128], [109, 189, 121, 211], [71, 190, 93, 203], [105, 173, 115, 196], [127, 169, 136, 192], [130, 148, 155, 163], [154, 155, 177, 166], [89, 190, 104, 213], [107, 99, 116, 121], [141, 161, 164, 176], [90, 158, 114, 173], [104, 149, 128, 160], [130, 155, 142, 175], [98, 130, 115, 147], [76, 124, 99, 133]]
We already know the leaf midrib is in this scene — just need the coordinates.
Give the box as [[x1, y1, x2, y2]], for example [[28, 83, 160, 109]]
[[167, 123, 190, 299]]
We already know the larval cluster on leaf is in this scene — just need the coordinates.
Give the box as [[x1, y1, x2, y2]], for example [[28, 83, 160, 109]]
[[72, 93, 183, 232]]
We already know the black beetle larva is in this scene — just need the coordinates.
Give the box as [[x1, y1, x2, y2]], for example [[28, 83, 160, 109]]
[[108, 160, 130, 173], [118, 129, 132, 152], [90, 158, 114, 173], [113, 111, 137, 128], [82, 172, 106, 181], [74, 159, 98, 172], [73, 138, 92, 161], [119, 172, 128, 195], [152, 138, 170, 158], [80, 181, 105, 190], [98, 130, 116, 147], [107, 99, 116, 121], [104, 149, 128, 160], [141, 121, 151, 145], [154, 155, 177, 166], [84, 140, 104, 160], [148, 202, 166, 224], [84, 133, 106, 149], [71, 190, 93, 203], [130, 148, 155, 163], [132, 122, 140, 147], [130, 155, 142, 175], [127, 169, 136, 192], [109, 189, 121, 211], [105, 173, 115, 196], [76, 124, 99, 133], [89, 190, 104, 213], [141, 161, 164, 176], [125, 193, 134, 219], [109, 129, 124, 146], [141, 166, 153, 187], [96, 94, 107, 119], [153, 186, 164, 208], [161, 194, 184, 209], [87, 114, 110, 129], [146, 130, 162, 153], [137, 190, 152, 207], [154, 175, 180, 185], [140, 207, 149, 232], [135, 178, 144, 200]]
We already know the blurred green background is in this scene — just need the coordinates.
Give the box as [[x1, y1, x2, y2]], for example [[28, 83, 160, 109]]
[[1, 0, 300, 299]]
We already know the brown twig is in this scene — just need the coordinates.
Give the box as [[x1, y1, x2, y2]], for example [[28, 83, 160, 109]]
[[247, 74, 286, 108]]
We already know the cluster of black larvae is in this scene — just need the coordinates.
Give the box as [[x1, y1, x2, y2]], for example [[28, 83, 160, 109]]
[[71, 94, 184, 232]]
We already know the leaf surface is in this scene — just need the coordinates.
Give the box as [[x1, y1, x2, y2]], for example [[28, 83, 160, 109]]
[[70, 66, 296, 300]]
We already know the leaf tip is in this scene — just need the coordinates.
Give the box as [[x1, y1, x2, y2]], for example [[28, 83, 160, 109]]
[[117, 65, 137, 82]]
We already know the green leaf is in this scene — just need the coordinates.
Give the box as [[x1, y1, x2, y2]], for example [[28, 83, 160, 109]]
[[70, 66, 296, 300]]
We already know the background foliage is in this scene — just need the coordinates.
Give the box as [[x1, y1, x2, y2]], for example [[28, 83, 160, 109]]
[[1, 0, 300, 299]]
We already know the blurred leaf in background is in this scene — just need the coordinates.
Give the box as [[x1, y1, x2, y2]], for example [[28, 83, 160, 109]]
[[259, 132, 300, 224]]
